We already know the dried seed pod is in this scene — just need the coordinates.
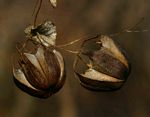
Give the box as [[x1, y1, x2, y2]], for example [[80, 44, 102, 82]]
[[74, 35, 131, 91], [13, 46, 65, 98], [25, 21, 57, 47]]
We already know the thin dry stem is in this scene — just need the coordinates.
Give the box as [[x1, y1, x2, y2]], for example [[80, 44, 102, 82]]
[[33, 0, 43, 26], [110, 17, 145, 37], [32, 0, 40, 16]]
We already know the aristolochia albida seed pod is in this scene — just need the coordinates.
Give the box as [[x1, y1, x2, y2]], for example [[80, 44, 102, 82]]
[[13, 21, 65, 98], [13, 46, 65, 98], [74, 35, 131, 91]]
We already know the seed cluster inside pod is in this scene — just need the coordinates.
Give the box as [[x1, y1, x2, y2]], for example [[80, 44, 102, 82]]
[[74, 35, 131, 91]]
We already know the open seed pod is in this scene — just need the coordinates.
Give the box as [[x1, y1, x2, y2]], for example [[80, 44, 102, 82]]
[[13, 46, 65, 98], [24, 21, 57, 47], [74, 35, 131, 91]]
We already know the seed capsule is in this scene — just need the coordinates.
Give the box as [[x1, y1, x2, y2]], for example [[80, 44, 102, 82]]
[[74, 35, 131, 91], [13, 46, 65, 98]]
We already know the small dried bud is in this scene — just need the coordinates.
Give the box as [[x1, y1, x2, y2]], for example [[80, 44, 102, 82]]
[[74, 35, 131, 91], [24, 21, 56, 47], [13, 46, 65, 98]]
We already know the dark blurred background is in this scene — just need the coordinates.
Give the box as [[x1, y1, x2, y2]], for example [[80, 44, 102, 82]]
[[0, 0, 150, 117]]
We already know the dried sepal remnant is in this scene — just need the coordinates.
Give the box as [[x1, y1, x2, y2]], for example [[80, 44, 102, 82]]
[[74, 35, 130, 91], [13, 46, 65, 98], [25, 21, 57, 47], [49, 0, 57, 8]]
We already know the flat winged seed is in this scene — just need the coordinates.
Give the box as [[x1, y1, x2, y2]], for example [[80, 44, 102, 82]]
[[44, 48, 61, 87], [13, 69, 37, 90], [24, 53, 44, 76], [91, 48, 129, 79], [52, 50, 65, 92], [13, 68, 51, 98], [100, 35, 129, 67], [49, 0, 57, 7], [76, 69, 124, 91], [82, 69, 123, 82], [53, 50, 64, 80], [35, 47, 48, 75]]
